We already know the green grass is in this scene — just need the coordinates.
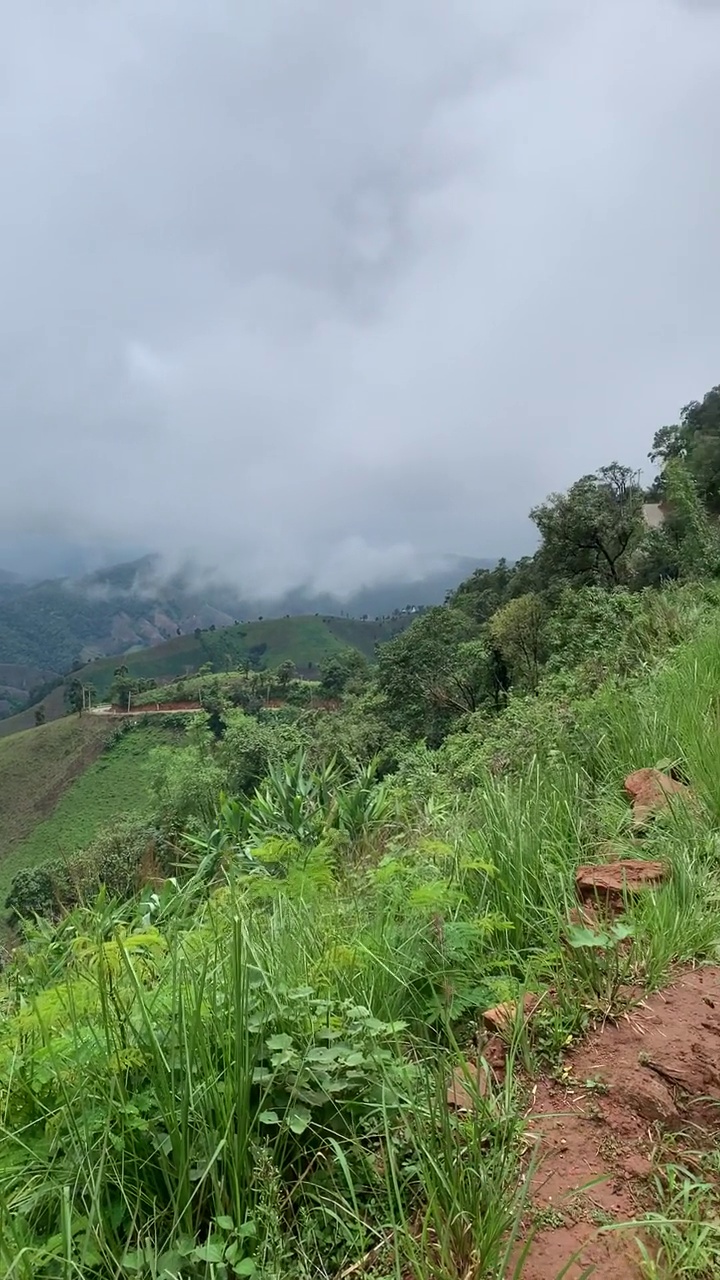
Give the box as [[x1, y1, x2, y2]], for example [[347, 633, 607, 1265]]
[[3, 614, 720, 1276], [635, 1153, 720, 1277], [0, 715, 114, 861], [0, 720, 184, 908]]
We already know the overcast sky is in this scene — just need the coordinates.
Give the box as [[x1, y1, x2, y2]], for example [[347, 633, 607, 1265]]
[[1, 0, 720, 595]]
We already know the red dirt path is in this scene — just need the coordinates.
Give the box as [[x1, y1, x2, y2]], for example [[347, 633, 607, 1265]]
[[94, 701, 203, 715], [518, 966, 720, 1278]]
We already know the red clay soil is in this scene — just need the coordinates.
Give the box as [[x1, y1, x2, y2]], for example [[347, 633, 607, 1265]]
[[575, 859, 668, 906], [624, 767, 691, 827], [517, 966, 720, 1278]]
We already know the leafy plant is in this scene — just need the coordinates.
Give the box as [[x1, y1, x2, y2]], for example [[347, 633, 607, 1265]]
[[563, 918, 636, 1010]]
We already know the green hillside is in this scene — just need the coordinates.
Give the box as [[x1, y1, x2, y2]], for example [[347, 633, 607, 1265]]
[[0, 554, 477, 672], [0, 717, 112, 849], [0, 661, 58, 717], [82, 614, 407, 695], [0, 717, 114, 911], [0, 718, 182, 908], [0, 613, 409, 733], [6, 387, 720, 1276], [0, 682, 68, 738]]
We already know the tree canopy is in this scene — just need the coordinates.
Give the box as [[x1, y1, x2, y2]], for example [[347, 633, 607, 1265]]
[[531, 463, 645, 587]]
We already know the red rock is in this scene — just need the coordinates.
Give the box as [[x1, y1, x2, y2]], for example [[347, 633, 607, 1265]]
[[623, 768, 690, 827], [624, 768, 660, 801], [482, 1034, 508, 1076], [575, 859, 667, 903], [567, 904, 600, 929], [446, 1061, 490, 1110], [482, 992, 541, 1034]]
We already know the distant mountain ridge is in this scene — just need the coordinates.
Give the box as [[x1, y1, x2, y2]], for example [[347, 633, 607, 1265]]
[[0, 613, 415, 737], [0, 552, 492, 707]]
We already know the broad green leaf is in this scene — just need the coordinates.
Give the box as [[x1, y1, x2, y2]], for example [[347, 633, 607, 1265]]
[[610, 921, 635, 941], [120, 1253, 144, 1271], [287, 1104, 311, 1134], [193, 1239, 224, 1263], [266, 1032, 293, 1052], [306, 1044, 342, 1063], [566, 924, 610, 949], [270, 1047, 295, 1067], [258, 1109, 280, 1125]]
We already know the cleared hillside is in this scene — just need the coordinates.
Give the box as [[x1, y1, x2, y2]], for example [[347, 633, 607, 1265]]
[[0, 717, 114, 899], [81, 614, 408, 695], [0, 718, 183, 906], [0, 682, 67, 738]]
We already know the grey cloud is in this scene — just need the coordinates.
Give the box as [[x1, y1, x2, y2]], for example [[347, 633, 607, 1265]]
[[2, 0, 720, 594]]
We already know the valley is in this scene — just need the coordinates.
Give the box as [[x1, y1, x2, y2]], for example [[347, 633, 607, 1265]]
[[3, 385, 720, 1277]]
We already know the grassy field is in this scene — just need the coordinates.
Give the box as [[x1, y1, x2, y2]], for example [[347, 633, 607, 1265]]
[[0, 716, 113, 852], [0, 718, 182, 907], [4, 621, 720, 1275], [0, 680, 66, 737]]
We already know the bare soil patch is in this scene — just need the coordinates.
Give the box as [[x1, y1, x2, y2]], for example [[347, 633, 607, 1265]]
[[517, 966, 720, 1278]]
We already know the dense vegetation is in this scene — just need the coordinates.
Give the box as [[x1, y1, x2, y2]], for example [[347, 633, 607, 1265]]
[[0, 616, 408, 734], [3, 385, 720, 1277]]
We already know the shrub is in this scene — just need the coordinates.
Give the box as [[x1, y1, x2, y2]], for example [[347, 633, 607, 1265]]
[[5, 821, 166, 922], [5, 865, 55, 918]]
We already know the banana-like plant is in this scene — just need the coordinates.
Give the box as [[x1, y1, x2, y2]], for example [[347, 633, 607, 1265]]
[[332, 757, 395, 842]]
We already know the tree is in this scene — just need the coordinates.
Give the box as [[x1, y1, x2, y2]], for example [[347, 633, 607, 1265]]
[[275, 659, 296, 693], [531, 463, 644, 587], [375, 607, 487, 743], [319, 650, 369, 699], [488, 645, 511, 710], [217, 714, 308, 797], [109, 666, 135, 711], [34, 703, 46, 726], [487, 593, 547, 692], [64, 678, 84, 716], [450, 558, 517, 623], [202, 683, 228, 741], [650, 385, 720, 512], [638, 459, 720, 584], [248, 643, 268, 670]]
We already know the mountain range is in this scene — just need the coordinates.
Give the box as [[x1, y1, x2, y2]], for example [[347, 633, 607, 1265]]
[[0, 552, 490, 716]]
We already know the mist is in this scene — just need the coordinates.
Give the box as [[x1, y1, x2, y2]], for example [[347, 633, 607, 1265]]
[[2, 0, 720, 594]]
